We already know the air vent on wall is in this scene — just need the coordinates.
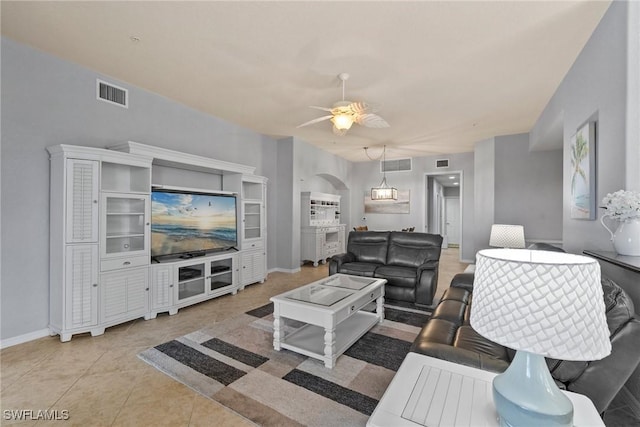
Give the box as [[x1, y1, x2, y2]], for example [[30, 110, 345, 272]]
[[436, 159, 450, 168], [97, 79, 128, 108], [381, 158, 412, 173]]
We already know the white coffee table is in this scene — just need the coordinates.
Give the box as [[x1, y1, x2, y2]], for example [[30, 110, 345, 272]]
[[368, 352, 604, 427], [270, 274, 386, 368]]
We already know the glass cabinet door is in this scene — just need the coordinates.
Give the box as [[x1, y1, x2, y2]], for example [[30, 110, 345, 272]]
[[209, 258, 234, 292], [244, 202, 262, 240], [101, 193, 150, 258], [177, 263, 206, 301]]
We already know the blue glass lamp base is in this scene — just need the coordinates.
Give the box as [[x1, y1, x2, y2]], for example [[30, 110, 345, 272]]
[[493, 350, 573, 427]]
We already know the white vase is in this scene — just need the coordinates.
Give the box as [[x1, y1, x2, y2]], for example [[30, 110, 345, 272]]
[[600, 215, 640, 256]]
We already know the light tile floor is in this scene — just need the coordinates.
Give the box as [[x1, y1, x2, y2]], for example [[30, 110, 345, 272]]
[[0, 250, 468, 426]]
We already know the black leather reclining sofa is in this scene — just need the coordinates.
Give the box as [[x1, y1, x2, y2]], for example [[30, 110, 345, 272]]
[[329, 231, 443, 306], [411, 244, 640, 414]]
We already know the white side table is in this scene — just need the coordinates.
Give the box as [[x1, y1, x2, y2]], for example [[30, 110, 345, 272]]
[[368, 352, 604, 427]]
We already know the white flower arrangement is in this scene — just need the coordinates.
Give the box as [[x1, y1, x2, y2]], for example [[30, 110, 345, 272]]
[[601, 190, 640, 220]]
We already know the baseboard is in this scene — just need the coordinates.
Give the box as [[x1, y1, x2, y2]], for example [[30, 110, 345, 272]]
[[268, 267, 301, 274], [0, 328, 51, 349], [461, 258, 475, 264]]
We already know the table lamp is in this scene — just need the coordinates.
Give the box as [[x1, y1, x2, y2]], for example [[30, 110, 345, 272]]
[[470, 249, 611, 427], [489, 224, 526, 248]]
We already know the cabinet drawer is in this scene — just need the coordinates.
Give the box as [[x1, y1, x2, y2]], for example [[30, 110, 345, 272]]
[[244, 239, 264, 250], [349, 286, 383, 315], [101, 255, 149, 272]]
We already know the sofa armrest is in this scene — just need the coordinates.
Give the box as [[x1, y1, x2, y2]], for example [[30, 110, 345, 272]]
[[450, 273, 475, 292], [417, 259, 439, 273], [328, 252, 355, 275], [415, 260, 439, 306], [564, 317, 640, 413]]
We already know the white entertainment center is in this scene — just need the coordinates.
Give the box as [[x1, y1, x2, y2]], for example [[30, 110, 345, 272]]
[[48, 142, 267, 341]]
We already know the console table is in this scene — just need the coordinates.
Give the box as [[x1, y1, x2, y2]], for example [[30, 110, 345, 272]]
[[583, 250, 640, 309], [583, 249, 640, 417], [368, 352, 604, 427]]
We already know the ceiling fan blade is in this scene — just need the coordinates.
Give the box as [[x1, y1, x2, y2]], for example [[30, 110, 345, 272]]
[[356, 113, 390, 128], [297, 115, 333, 128], [309, 105, 333, 112], [332, 125, 348, 136], [349, 101, 381, 114]]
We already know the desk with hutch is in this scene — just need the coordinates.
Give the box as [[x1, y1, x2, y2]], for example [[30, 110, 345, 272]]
[[300, 192, 346, 267]]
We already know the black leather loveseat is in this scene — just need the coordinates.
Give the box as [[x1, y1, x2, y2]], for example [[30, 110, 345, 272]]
[[329, 231, 443, 306], [411, 255, 640, 414]]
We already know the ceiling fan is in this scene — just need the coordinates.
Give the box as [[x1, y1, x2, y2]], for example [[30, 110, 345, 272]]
[[297, 73, 390, 136]]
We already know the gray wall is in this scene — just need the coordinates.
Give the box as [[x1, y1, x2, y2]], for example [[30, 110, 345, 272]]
[[1, 37, 280, 340], [530, 0, 631, 254], [626, 0, 640, 192], [473, 135, 563, 251], [494, 134, 563, 242], [473, 138, 495, 254], [349, 152, 476, 262]]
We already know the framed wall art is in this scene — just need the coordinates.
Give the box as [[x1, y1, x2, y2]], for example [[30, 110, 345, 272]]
[[570, 120, 597, 220], [364, 190, 410, 214]]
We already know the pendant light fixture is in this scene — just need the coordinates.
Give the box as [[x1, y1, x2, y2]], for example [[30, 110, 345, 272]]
[[368, 145, 398, 200]]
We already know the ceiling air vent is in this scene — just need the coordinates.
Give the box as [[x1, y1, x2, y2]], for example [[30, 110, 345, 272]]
[[381, 158, 412, 173], [436, 159, 450, 169], [97, 79, 128, 108]]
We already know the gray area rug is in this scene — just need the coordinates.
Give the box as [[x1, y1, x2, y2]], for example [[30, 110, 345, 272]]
[[138, 303, 431, 426]]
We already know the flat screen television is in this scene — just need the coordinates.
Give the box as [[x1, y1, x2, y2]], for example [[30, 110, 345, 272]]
[[151, 188, 237, 260]]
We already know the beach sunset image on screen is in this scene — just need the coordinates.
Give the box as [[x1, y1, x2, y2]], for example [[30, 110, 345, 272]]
[[151, 191, 237, 258]]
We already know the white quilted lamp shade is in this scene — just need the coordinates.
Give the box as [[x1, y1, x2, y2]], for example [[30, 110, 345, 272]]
[[470, 249, 611, 361], [489, 224, 525, 248]]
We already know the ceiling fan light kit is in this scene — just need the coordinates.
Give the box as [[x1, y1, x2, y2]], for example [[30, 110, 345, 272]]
[[331, 113, 354, 130], [297, 73, 389, 135], [370, 145, 398, 201]]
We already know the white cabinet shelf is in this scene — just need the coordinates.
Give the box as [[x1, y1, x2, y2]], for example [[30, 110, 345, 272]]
[[48, 145, 153, 342], [302, 192, 341, 227], [149, 251, 239, 318], [101, 193, 150, 259], [223, 174, 267, 288]]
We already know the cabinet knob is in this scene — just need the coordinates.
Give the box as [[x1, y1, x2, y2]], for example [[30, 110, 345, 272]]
[[93, 200, 98, 204], [123, 261, 131, 265], [93, 283, 98, 287], [146, 222, 150, 226], [145, 288, 149, 291], [170, 285, 174, 288]]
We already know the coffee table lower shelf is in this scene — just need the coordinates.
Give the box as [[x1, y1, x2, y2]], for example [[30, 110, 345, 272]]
[[280, 311, 378, 365]]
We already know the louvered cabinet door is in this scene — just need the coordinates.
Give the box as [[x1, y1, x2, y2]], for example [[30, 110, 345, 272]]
[[65, 159, 99, 243], [100, 267, 149, 323], [64, 244, 99, 329], [151, 264, 173, 310]]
